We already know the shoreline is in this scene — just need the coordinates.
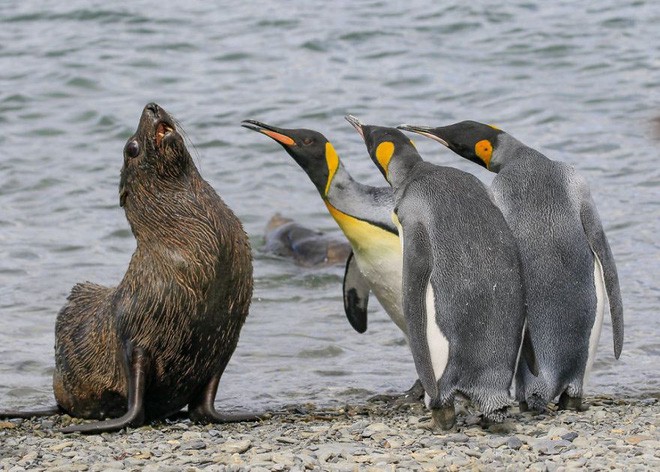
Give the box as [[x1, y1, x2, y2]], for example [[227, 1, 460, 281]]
[[1, 395, 658, 471]]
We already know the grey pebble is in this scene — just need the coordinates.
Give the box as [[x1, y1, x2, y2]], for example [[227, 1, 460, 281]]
[[507, 436, 524, 450], [182, 440, 206, 450], [533, 439, 574, 455], [1, 396, 657, 471]]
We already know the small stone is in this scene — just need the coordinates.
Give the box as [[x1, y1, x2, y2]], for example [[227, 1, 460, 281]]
[[593, 410, 608, 420], [446, 433, 470, 444], [638, 440, 660, 449], [625, 435, 653, 445], [49, 442, 74, 452], [561, 432, 579, 442], [222, 439, 251, 454], [181, 431, 202, 441], [361, 422, 389, 438], [507, 436, 523, 450], [487, 436, 509, 448], [533, 439, 573, 455], [547, 427, 570, 439], [182, 440, 206, 450], [572, 436, 589, 447], [275, 436, 297, 444], [544, 460, 561, 472], [464, 448, 481, 458], [17, 451, 38, 465], [271, 452, 296, 467]]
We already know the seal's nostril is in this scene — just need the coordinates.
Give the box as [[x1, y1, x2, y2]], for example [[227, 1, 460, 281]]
[[146, 103, 160, 114]]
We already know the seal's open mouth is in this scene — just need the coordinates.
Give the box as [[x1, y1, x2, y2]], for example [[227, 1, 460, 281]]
[[155, 122, 175, 148]]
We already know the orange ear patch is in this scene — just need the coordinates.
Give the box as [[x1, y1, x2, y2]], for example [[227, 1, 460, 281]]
[[324, 142, 339, 196], [475, 139, 493, 168], [376, 141, 395, 175], [262, 130, 296, 146]]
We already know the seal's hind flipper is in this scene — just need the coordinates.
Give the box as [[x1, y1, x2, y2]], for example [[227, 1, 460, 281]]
[[343, 251, 370, 333], [60, 347, 149, 434], [188, 367, 267, 424], [0, 406, 61, 419]]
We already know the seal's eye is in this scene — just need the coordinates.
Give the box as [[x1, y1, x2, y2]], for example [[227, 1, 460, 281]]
[[125, 140, 140, 158]]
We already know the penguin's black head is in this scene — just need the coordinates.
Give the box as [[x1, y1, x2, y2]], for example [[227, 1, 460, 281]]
[[398, 120, 504, 170], [345, 115, 419, 183], [242, 120, 340, 197]]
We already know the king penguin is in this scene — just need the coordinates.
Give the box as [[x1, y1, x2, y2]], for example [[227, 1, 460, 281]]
[[399, 120, 624, 412], [348, 116, 532, 429], [241, 119, 423, 400]]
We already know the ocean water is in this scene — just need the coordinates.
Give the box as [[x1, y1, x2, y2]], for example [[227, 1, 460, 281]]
[[0, 0, 658, 413]]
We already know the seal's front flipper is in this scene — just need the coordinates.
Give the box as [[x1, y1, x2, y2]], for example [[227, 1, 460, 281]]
[[0, 406, 62, 419], [343, 251, 369, 333], [60, 347, 149, 434], [188, 370, 266, 424]]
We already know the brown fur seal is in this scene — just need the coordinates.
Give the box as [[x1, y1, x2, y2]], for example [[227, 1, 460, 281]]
[[263, 213, 351, 267], [0, 103, 257, 433]]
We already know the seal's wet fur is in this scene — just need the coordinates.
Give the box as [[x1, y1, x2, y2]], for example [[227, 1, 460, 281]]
[[4, 103, 254, 432]]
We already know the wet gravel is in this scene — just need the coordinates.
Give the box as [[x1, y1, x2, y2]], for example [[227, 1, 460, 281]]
[[1, 396, 658, 471]]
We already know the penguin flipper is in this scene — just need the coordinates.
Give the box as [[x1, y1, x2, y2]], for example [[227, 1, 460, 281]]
[[400, 219, 440, 401], [343, 251, 369, 333], [579, 189, 624, 359]]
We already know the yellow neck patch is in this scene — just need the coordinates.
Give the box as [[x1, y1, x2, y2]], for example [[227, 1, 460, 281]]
[[375, 141, 395, 176], [325, 201, 399, 253], [324, 142, 339, 196], [475, 139, 493, 168]]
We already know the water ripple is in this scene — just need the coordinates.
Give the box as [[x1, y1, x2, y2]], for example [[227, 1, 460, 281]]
[[0, 0, 657, 412]]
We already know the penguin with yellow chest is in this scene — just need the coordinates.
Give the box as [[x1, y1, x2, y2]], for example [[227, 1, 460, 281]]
[[348, 116, 532, 429], [399, 120, 624, 412], [242, 119, 423, 400]]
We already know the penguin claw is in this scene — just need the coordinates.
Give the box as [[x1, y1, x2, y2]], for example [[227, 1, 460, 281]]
[[431, 406, 456, 431], [558, 393, 588, 411], [367, 380, 425, 405]]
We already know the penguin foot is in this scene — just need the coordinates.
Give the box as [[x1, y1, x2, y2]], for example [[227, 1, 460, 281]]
[[368, 379, 425, 405], [483, 406, 508, 424], [525, 394, 549, 413], [558, 392, 587, 411], [518, 401, 529, 413], [395, 379, 425, 404], [431, 406, 456, 431]]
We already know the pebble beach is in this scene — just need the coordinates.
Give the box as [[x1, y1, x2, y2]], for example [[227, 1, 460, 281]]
[[1, 395, 658, 471]]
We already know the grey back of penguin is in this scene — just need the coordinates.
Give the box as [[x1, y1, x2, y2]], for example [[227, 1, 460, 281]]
[[491, 133, 615, 408], [395, 161, 526, 419]]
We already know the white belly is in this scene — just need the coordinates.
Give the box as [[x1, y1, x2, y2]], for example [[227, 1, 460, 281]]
[[425, 284, 450, 381], [353, 245, 406, 334], [583, 250, 608, 387], [326, 202, 407, 335]]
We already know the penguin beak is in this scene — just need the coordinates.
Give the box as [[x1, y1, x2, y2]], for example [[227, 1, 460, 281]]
[[344, 114, 365, 140], [241, 120, 296, 146], [397, 124, 449, 147]]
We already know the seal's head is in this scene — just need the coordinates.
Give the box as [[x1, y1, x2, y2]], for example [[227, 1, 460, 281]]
[[119, 103, 193, 210]]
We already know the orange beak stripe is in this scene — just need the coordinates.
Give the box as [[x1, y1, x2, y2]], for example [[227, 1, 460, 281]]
[[262, 130, 295, 146]]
